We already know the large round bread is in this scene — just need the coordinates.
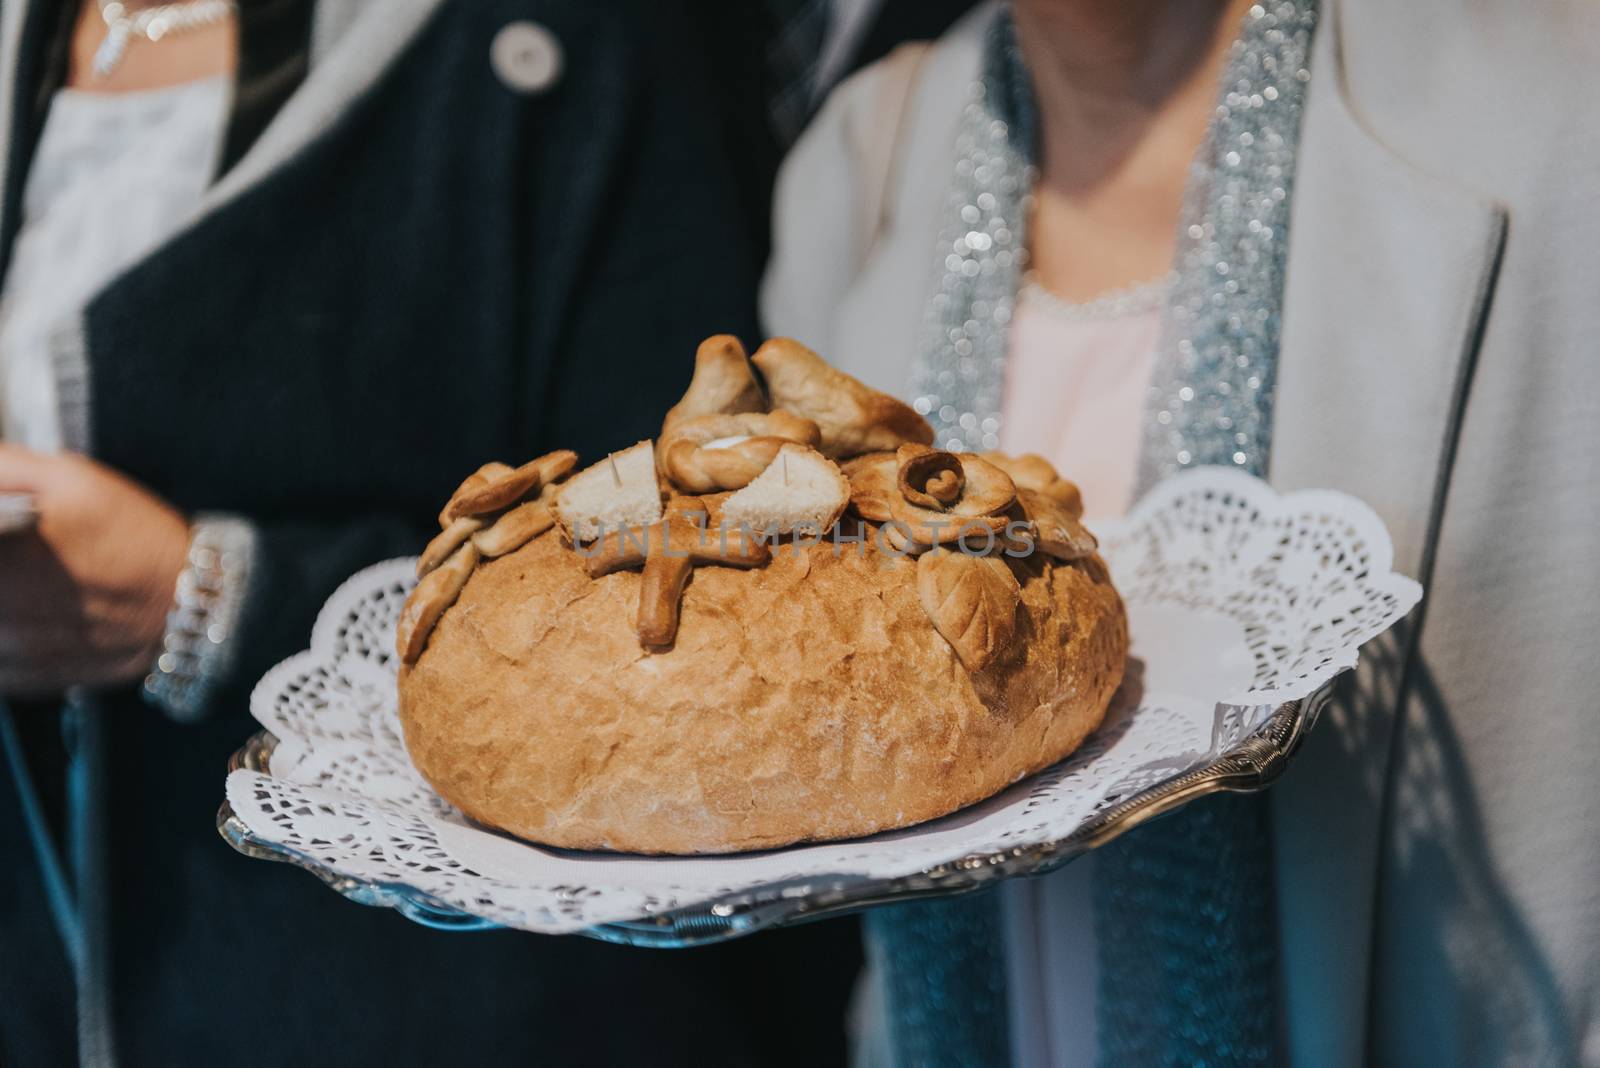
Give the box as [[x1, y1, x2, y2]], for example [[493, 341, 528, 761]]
[[398, 528, 1128, 854]]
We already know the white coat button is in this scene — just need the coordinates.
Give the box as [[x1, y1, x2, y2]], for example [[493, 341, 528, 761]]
[[491, 21, 562, 94]]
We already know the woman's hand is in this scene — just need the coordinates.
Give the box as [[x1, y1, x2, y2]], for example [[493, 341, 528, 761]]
[[0, 445, 189, 698]]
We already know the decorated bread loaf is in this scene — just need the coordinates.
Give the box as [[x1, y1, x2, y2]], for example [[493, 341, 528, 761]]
[[396, 336, 1127, 854]]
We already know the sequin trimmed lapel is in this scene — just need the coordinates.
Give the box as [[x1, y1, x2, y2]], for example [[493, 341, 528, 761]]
[[1271, 0, 1506, 581]]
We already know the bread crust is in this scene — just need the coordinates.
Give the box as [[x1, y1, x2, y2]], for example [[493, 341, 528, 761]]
[[398, 527, 1127, 854]]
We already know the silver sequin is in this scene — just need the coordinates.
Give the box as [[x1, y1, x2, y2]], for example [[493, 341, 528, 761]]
[[1139, 0, 1317, 488], [907, 65, 1033, 454]]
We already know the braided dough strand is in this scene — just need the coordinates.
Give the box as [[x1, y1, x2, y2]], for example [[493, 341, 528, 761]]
[[658, 410, 821, 492]]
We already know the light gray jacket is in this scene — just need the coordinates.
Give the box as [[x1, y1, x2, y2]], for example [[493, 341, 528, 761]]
[[763, 2, 1600, 1064]]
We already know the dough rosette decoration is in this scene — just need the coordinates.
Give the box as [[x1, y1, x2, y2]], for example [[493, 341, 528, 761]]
[[883, 444, 1016, 553], [838, 446, 1107, 666], [841, 445, 1024, 670]]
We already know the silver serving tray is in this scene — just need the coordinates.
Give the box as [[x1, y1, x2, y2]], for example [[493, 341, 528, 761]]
[[217, 683, 1329, 948]]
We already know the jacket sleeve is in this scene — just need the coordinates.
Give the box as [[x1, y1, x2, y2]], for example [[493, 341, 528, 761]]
[[167, 511, 427, 722]]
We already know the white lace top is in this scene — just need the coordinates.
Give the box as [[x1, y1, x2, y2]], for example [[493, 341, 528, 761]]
[[0, 76, 229, 450]]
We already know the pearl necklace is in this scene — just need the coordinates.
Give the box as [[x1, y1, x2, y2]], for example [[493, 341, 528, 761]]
[[93, 0, 236, 80]]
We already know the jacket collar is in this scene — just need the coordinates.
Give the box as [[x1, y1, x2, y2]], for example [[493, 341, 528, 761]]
[[1272, 0, 1506, 580]]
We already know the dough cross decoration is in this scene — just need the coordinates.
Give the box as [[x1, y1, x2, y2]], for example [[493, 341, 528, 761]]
[[582, 499, 770, 647]]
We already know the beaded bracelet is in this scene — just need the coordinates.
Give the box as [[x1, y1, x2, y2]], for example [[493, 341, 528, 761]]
[[142, 515, 256, 722]]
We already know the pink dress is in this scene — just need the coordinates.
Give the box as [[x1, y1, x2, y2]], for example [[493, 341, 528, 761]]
[[998, 283, 1161, 519], [998, 278, 1164, 1068]]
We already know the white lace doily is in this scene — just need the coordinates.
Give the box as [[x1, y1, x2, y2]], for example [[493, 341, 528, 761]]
[[224, 467, 1420, 934]]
